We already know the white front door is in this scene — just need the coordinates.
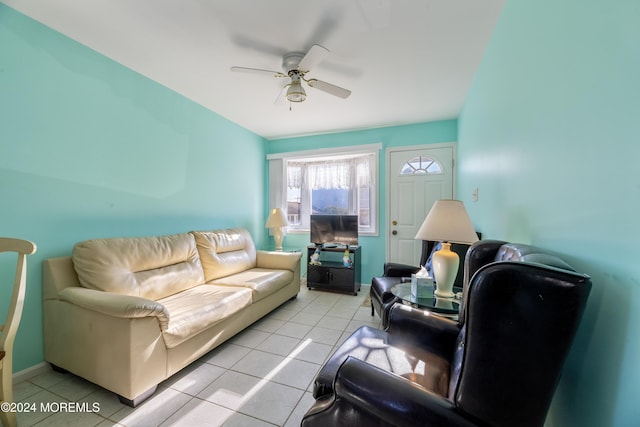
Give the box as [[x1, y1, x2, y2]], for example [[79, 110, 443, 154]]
[[387, 144, 454, 265]]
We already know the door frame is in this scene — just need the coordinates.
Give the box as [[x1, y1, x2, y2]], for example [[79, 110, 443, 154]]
[[385, 142, 458, 263]]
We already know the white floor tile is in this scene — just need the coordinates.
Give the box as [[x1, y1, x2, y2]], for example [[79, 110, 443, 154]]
[[159, 397, 235, 426], [249, 317, 287, 333], [304, 326, 343, 346], [234, 380, 303, 426], [269, 358, 320, 390], [231, 350, 286, 379], [16, 389, 65, 426], [217, 411, 274, 426], [201, 343, 252, 369], [326, 306, 358, 319], [318, 315, 350, 331], [28, 408, 105, 427], [13, 379, 44, 402], [284, 392, 315, 427], [163, 362, 226, 396], [302, 303, 334, 316], [274, 321, 314, 339], [228, 329, 271, 349], [27, 370, 68, 390], [266, 308, 298, 322], [292, 341, 334, 365], [50, 375, 99, 402], [281, 299, 309, 311], [197, 370, 261, 411], [289, 312, 323, 326], [80, 386, 126, 419], [110, 387, 192, 426], [255, 334, 302, 357]]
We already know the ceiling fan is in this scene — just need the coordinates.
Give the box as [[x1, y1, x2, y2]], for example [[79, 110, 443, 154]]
[[230, 44, 351, 104]]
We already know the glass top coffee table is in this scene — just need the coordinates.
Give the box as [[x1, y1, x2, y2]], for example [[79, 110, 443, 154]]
[[391, 282, 462, 317]]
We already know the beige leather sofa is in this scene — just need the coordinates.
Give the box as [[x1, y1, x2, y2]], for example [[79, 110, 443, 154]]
[[42, 228, 301, 406]]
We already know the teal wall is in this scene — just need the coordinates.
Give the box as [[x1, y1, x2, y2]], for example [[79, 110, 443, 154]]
[[0, 5, 267, 372], [268, 120, 458, 283], [458, 1, 640, 426]]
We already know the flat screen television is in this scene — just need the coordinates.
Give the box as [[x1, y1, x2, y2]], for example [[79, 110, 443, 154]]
[[310, 214, 358, 246]]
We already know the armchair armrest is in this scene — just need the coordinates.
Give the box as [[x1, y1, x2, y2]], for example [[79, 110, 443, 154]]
[[58, 287, 170, 330], [303, 357, 479, 427], [256, 250, 301, 271], [383, 262, 420, 278], [386, 304, 460, 352]]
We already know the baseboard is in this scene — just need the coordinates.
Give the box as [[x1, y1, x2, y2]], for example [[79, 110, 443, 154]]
[[13, 362, 51, 383]]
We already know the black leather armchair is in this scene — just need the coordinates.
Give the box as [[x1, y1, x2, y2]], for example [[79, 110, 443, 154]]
[[304, 241, 592, 427], [370, 241, 470, 327]]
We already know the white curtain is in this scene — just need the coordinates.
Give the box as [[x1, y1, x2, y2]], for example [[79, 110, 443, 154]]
[[356, 156, 371, 187], [307, 160, 352, 189], [287, 155, 372, 190], [287, 163, 303, 189], [268, 158, 286, 213]]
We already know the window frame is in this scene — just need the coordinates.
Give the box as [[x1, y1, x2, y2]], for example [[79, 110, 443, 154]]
[[267, 143, 381, 237]]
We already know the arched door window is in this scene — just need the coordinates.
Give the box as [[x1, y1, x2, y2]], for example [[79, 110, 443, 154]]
[[400, 156, 442, 175]]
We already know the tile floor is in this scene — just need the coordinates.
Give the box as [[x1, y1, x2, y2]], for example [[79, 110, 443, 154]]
[[14, 283, 378, 427]]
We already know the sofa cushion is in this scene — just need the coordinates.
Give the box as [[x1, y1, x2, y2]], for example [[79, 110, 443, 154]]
[[158, 284, 252, 348], [72, 233, 204, 300], [191, 229, 257, 282], [210, 268, 293, 302]]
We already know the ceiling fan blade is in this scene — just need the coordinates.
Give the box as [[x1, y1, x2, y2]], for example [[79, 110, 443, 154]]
[[298, 44, 330, 73], [230, 66, 286, 77], [307, 79, 352, 99]]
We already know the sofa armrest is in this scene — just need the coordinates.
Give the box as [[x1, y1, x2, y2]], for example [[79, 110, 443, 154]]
[[256, 250, 301, 271], [58, 287, 170, 330], [302, 357, 478, 427]]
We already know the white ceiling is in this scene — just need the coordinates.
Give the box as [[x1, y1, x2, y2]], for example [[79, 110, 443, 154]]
[[2, 0, 505, 140]]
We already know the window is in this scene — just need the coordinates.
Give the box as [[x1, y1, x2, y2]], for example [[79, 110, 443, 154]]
[[400, 156, 442, 175], [268, 144, 380, 235]]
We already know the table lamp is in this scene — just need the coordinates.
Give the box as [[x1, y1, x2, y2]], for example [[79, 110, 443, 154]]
[[265, 208, 288, 251], [414, 200, 479, 298]]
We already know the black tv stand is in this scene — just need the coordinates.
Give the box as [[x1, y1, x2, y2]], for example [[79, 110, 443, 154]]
[[307, 245, 361, 295]]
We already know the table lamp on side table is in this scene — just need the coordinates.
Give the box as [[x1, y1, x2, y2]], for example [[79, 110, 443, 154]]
[[414, 200, 479, 298], [265, 208, 288, 251]]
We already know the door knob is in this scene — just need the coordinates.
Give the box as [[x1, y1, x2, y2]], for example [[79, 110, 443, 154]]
[[392, 220, 398, 226], [392, 230, 398, 235]]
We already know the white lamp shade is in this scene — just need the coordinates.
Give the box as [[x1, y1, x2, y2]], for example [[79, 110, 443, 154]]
[[414, 200, 478, 244], [265, 208, 288, 228]]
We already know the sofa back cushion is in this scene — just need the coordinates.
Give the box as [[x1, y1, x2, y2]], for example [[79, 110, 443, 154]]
[[72, 233, 205, 300], [191, 229, 257, 282]]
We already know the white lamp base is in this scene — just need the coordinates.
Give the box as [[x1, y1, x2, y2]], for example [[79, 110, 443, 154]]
[[432, 242, 459, 298], [273, 227, 284, 251]]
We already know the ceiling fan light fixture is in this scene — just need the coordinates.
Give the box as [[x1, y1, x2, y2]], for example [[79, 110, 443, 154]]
[[286, 80, 306, 102]]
